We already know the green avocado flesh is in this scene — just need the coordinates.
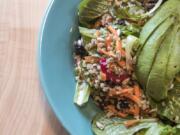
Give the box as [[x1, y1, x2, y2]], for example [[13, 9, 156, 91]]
[[135, 17, 174, 89], [146, 22, 178, 101], [139, 0, 179, 45], [135, 0, 180, 123]]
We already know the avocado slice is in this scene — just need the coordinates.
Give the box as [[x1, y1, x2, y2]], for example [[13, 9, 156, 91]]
[[166, 25, 180, 87], [135, 17, 174, 89], [136, 0, 180, 68], [139, 0, 178, 46], [146, 22, 178, 101]]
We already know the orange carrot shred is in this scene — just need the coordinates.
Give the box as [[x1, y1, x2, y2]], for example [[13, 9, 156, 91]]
[[95, 30, 101, 37], [134, 105, 140, 116], [98, 49, 116, 58], [116, 39, 126, 57], [123, 94, 142, 107], [124, 119, 140, 128], [108, 88, 133, 97], [105, 34, 112, 49], [106, 105, 128, 118], [106, 105, 117, 113], [107, 26, 118, 37], [117, 112, 128, 118], [118, 60, 126, 67], [84, 56, 99, 63], [128, 105, 140, 116], [134, 85, 141, 98], [100, 71, 107, 81]]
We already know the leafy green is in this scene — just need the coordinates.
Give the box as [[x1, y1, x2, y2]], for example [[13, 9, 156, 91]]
[[74, 81, 91, 106], [117, 24, 141, 37], [92, 113, 177, 135], [79, 27, 97, 44], [112, 7, 146, 24], [78, 0, 112, 27], [125, 35, 140, 54], [124, 35, 140, 70], [155, 77, 180, 124], [79, 27, 107, 44]]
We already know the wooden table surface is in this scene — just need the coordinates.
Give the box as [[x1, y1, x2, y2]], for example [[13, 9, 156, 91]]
[[0, 0, 68, 135]]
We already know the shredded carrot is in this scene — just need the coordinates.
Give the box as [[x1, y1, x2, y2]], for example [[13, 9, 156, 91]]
[[134, 85, 141, 98], [109, 63, 116, 71], [134, 105, 140, 116], [118, 88, 133, 95], [116, 39, 126, 57], [124, 119, 140, 128], [100, 71, 107, 81], [105, 34, 112, 49], [117, 112, 128, 118], [107, 26, 118, 37], [123, 94, 142, 107], [84, 56, 99, 63], [106, 105, 128, 118], [95, 30, 101, 37], [128, 105, 140, 116], [94, 21, 102, 28], [108, 88, 133, 97], [115, 39, 122, 51], [98, 49, 116, 58], [118, 60, 126, 67], [105, 105, 117, 113]]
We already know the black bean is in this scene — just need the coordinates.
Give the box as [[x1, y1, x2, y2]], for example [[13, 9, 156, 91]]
[[142, 0, 159, 11], [121, 2, 128, 7], [117, 19, 126, 25], [117, 99, 130, 109], [74, 40, 88, 57]]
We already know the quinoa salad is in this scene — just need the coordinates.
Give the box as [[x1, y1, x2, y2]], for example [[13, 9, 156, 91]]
[[73, 0, 180, 134]]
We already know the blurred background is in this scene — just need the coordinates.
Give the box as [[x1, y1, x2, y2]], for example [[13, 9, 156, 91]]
[[0, 0, 67, 134]]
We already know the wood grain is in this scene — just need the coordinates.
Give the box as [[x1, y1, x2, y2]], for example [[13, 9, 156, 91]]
[[0, 0, 68, 135]]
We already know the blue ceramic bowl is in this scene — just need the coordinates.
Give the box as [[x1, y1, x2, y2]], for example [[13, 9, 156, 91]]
[[38, 0, 99, 135]]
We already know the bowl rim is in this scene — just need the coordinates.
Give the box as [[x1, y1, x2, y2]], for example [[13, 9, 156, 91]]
[[38, 0, 71, 134]]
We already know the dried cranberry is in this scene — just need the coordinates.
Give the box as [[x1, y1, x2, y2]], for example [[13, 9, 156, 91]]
[[100, 58, 107, 73], [99, 58, 129, 83]]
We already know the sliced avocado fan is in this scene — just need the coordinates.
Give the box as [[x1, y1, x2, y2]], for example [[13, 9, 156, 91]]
[[146, 21, 179, 101], [135, 0, 180, 123], [135, 16, 174, 89]]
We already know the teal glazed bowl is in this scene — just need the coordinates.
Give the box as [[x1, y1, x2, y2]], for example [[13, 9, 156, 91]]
[[38, 0, 99, 135]]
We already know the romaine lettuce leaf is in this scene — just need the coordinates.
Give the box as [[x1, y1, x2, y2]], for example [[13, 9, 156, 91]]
[[78, 0, 112, 27], [79, 27, 107, 44], [74, 81, 91, 106], [92, 113, 177, 135]]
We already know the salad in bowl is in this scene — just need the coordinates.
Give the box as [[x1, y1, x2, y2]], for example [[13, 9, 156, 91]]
[[73, 0, 180, 134]]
